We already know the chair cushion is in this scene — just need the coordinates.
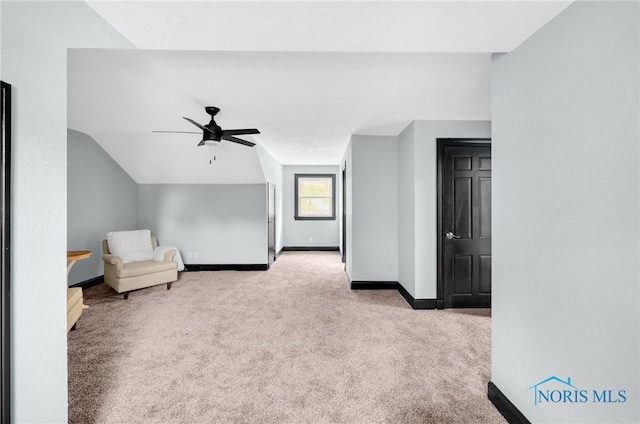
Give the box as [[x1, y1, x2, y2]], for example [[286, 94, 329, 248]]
[[115, 260, 177, 279], [106, 229, 153, 263], [67, 288, 84, 332], [67, 287, 83, 313]]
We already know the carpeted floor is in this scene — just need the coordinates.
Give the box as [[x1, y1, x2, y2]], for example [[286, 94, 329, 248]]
[[68, 251, 506, 423]]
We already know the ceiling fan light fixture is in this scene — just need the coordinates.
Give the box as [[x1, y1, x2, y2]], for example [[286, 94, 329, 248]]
[[202, 139, 222, 146]]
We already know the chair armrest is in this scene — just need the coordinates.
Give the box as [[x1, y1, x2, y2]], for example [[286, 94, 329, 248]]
[[102, 254, 123, 268], [163, 249, 177, 262]]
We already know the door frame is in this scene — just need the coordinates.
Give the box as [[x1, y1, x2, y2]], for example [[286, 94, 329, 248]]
[[1, 81, 11, 423], [267, 182, 276, 267], [436, 138, 491, 309], [341, 162, 346, 264]]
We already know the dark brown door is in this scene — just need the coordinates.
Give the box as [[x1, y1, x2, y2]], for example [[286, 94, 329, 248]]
[[268, 183, 276, 267], [440, 142, 491, 308]]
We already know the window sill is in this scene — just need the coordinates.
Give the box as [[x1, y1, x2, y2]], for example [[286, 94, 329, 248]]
[[294, 216, 336, 221]]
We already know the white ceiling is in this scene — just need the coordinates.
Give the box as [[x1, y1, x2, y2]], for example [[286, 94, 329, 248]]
[[86, 0, 572, 53], [69, 1, 572, 182]]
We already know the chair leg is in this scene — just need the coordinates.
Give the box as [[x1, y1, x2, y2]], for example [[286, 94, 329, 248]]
[[167, 282, 172, 290], [124, 292, 129, 300]]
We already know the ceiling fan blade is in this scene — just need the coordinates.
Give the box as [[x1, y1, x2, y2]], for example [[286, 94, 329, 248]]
[[183, 117, 214, 134], [197, 139, 206, 147], [222, 129, 260, 136], [152, 130, 201, 134], [222, 135, 256, 147]]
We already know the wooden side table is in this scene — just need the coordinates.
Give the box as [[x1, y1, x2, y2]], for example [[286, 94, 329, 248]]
[[67, 250, 91, 278]]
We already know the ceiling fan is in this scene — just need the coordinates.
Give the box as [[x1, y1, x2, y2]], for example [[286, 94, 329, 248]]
[[153, 106, 260, 162]]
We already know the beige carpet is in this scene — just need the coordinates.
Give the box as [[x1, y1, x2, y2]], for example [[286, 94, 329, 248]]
[[68, 251, 506, 424]]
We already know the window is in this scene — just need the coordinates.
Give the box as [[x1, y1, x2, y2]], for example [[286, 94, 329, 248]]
[[294, 174, 336, 220]]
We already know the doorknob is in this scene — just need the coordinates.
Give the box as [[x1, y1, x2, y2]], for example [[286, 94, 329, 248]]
[[446, 231, 461, 240]]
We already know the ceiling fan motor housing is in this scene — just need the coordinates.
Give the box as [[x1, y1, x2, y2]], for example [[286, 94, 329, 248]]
[[177, 106, 258, 147], [204, 121, 222, 141]]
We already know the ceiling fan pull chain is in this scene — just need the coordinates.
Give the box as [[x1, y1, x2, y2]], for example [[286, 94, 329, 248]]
[[209, 145, 212, 165]]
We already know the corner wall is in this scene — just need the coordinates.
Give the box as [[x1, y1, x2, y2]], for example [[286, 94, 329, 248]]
[[67, 129, 138, 285], [411, 120, 491, 299], [397, 123, 416, 295], [349, 123, 490, 290], [68, 137, 279, 277], [491, 2, 639, 422], [1, 1, 134, 421]]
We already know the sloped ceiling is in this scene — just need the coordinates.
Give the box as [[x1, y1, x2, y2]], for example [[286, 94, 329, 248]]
[[68, 1, 572, 183]]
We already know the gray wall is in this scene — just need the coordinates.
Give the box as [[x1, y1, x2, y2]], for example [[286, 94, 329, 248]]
[[67, 129, 138, 285], [350, 135, 398, 281], [282, 165, 340, 247], [1, 1, 135, 421], [492, 2, 639, 422], [137, 184, 268, 264]]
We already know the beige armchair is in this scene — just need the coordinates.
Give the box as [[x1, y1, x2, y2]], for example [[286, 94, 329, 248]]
[[102, 235, 178, 299], [67, 287, 86, 331]]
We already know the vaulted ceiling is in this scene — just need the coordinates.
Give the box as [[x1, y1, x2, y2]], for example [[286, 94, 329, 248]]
[[68, 1, 572, 183]]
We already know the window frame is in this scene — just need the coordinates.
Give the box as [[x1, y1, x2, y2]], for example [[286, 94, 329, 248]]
[[294, 173, 336, 221]]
